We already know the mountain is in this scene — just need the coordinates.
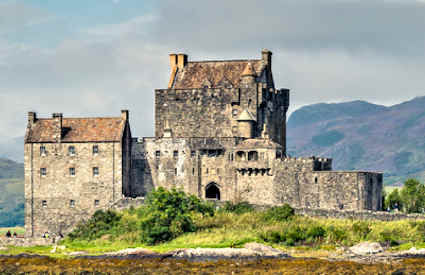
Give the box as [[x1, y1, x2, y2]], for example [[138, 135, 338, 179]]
[[0, 136, 24, 163], [0, 158, 24, 179], [287, 96, 425, 186], [0, 158, 24, 226]]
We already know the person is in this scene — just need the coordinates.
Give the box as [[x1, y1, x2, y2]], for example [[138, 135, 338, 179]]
[[13, 232, 17, 237], [5, 230, 11, 238]]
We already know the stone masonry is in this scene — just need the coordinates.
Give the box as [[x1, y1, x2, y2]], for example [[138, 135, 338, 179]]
[[24, 49, 383, 237]]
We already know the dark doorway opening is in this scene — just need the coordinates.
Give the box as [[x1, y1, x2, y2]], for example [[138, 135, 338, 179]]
[[206, 183, 220, 200]]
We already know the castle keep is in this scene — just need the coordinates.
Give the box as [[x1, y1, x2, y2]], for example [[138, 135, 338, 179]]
[[24, 50, 383, 237]]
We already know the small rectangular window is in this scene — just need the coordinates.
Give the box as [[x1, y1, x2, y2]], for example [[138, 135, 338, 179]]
[[93, 145, 99, 155], [173, 150, 178, 158], [192, 168, 195, 175], [206, 168, 209, 174], [175, 168, 177, 175], [70, 200, 75, 207], [191, 150, 196, 158], [69, 167, 75, 176], [42, 200, 47, 207], [94, 200, 100, 206], [40, 168, 46, 177], [155, 151, 160, 158], [40, 146, 46, 156], [314, 177, 318, 184], [68, 146, 76, 156], [93, 167, 99, 176], [217, 168, 220, 174]]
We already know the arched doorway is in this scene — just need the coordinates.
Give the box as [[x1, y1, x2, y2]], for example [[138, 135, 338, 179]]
[[205, 183, 220, 200]]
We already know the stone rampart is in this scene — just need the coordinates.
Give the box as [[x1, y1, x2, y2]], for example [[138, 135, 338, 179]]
[[0, 237, 53, 247]]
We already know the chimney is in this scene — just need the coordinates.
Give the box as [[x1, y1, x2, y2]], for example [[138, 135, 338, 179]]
[[52, 113, 63, 142], [261, 49, 272, 68], [169, 53, 177, 68], [177, 53, 188, 69], [28, 112, 37, 125], [121, 110, 129, 121]]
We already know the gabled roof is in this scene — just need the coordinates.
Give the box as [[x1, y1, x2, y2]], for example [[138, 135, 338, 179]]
[[171, 60, 265, 89], [237, 109, 256, 121], [25, 117, 126, 143]]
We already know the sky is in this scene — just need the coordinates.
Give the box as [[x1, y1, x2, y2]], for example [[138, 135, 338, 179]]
[[1, 0, 425, 140]]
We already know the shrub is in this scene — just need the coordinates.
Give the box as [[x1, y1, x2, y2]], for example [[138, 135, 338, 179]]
[[140, 187, 214, 245], [222, 201, 253, 214], [68, 210, 121, 241], [262, 204, 295, 222], [351, 221, 371, 239], [306, 225, 326, 242]]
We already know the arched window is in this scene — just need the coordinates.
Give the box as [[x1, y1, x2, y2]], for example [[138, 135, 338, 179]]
[[236, 151, 246, 161], [205, 183, 220, 200]]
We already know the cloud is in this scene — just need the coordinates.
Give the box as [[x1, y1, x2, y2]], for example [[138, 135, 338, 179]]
[[0, 0, 425, 140]]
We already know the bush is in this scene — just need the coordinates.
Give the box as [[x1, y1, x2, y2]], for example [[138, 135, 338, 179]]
[[222, 201, 253, 214], [140, 187, 214, 245], [68, 210, 121, 241], [352, 221, 371, 239], [262, 204, 295, 222]]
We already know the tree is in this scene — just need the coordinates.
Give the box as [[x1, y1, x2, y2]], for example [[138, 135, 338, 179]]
[[384, 188, 403, 211], [400, 179, 425, 213]]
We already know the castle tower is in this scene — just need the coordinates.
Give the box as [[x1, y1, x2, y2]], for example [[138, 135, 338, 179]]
[[237, 109, 256, 138]]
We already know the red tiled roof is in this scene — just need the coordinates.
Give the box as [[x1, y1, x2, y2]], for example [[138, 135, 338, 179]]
[[25, 117, 125, 143], [171, 60, 265, 89]]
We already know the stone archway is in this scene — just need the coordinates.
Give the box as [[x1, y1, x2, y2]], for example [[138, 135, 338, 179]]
[[205, 183, 221, 200]]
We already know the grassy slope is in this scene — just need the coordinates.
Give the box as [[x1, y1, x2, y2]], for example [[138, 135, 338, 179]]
[[3, 207, 425, 257]]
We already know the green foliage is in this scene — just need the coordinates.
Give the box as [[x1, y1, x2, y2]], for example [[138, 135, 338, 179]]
[[259, 223, 326, 246], [140, 187, 214, 245], [222, 201, 253, 214], [385, 188, 403, 211], [68, 210, 121, 241], [351, 221, 371, 239], [262, 204, 295, 222], [0, 178, 24, 227], [400, 179, 425, 213], [311, 130, 345, 147]]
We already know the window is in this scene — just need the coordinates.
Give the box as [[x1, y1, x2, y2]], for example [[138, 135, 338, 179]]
[[192, 168, 195, 175], [40, 146, 46, 156], [232, 109, 238, 118], [93, 145, 99, 155], [173, 150, 178, 158], [217, 168, 220, 174], [174, 168, 177, 175], [276, 151, 282, 159], [94, 200, 100, 206], [314, 177, 318, 184], [191, 150, 196, 158], [40, 168, 46, 177], [93, 167, 99, 176], [155, 151, 160, 158], [69, 167, 75, 176], [68, 146, 76, 156], [42, 200, 47, 207], [206, 168, 209, 174], [248, 151, 258, 161], [70, 200, 75, 207]]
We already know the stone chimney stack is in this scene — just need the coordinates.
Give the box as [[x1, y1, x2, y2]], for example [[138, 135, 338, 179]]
[[261, 49, 272, 69], [121, 110, 129, 121], [169, 54, 177, 68], [52, 113, 63, 142], [28, 112, 37, 125], [177, 53, 188, 69]]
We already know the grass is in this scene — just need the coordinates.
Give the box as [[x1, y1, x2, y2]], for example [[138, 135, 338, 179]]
[[2, 207, 425, 258]]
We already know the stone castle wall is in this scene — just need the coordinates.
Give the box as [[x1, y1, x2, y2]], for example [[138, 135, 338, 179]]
[[25, 141, 125, 237]]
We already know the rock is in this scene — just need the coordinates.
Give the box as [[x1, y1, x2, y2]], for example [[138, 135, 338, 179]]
[[57, 245, 66, 250], [105, 248, 156, 256], [50, 246, 56, 253], [243, 242, 288, 257], [172, 243, 290, 260], [349, 242, 384, 255], [69, 251, 87, 256]]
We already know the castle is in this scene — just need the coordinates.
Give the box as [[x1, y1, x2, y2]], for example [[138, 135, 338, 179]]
[[24, 50, 383, 237]]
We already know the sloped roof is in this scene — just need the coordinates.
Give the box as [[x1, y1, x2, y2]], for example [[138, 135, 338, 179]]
[[236, 138, 282, 149], [237, 109, 256, 121], [25, 117, 126, 143], [171, 60, 265, 89]]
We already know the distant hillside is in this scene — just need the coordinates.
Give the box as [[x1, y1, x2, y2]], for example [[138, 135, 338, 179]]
[[287, 96, 425, 186], [0, 158, 24, 179]]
